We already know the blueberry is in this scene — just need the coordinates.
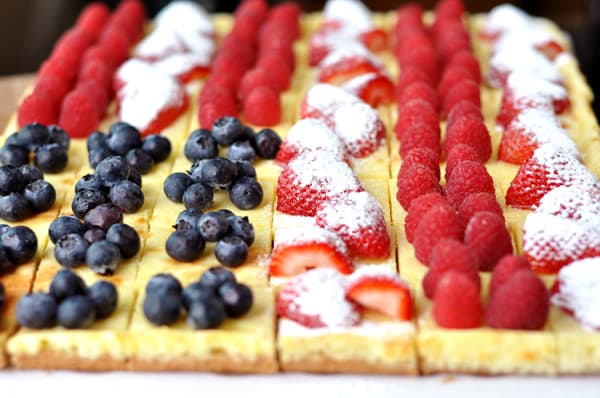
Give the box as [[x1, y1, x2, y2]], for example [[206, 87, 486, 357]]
[[252, 128, 281, 159], [71, 189, 109, 218], [0, 165, 24, 194], [182, 183, 214, 211], [234, 160, 256, 179], [49, 215, 86, 244], [85, 240, 122, 275], [227, 140, 256, 162], [143, 292, 181, 326], [87, 131, 109, 152], [18, 164, 44, 185], [87, 280, 118, 319], [0, 145, 29, 167], [175, 208, 203, 230], [16, 292, 56, 329], [18, 123, 50, 151], [23, 180, 56, 213], [186, 296, 226, 329], [181, 281, 215, 311], [0, 282, 4, 309], [0, 192, 30, 221], [107, 122, 142, 155], [189, 159, 210, 183], [200, 158, 238, 190], [218, 282, 253, 318], [212, 116, 244, 146], [128, 168, 142, 187], [84, 203, 123, 231], [83, 227, 105, 244], [198, 266, 236, 292], [75, 174, 105, 193], [49, 269, 87, 302], [88, 146, 114, 169], [146, 273, 183, 297], [141, 134, 171, 162], [184, 129, 218, 162], [197, 211, 229, 242], [0, 226, 37, 264], [215, 209, 235, 219], [0, 247, 14, 275], [215, 236, 248, 267], [95, 156, 130, 187], [241, 125, 255, 140], [4, 132, 20, 147], [109, 180, 144, 214], [165, 229, 205, 262], [228, 215, 255, 245], [34, 143, 68, 173], [106, 223, 140, 258], [57, 295, 96, 329], [126, 148, 154, 175], [163, 172, 193, 202], [47, 125, 70, 150], [54, 233, 89, 268], [229, 176, 263, 210]]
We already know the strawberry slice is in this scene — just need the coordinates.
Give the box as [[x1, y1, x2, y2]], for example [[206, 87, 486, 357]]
[[341, 73, 395, 107], [275, 119, 346, 165], [318, 50, 384, 86], [359, 28, 388, 52], [535, 40, 564, 60]]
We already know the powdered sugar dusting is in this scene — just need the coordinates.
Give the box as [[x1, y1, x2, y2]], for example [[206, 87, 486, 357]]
[[274, 226, 349, 257], [134, 27, 186, 60], [347, 264, 407, 287], [155, 1, 214, 36], [317, 191, 385, 239], [489, 46, 562, 86], [324, 0, 373, 33], [284, 119, 346, 159], [485, 4, 532, 36], [153, 52, 211, 78], [319, 42, 384, 70], [507, 72, 567, 104], [333, 102, 384, 157], [536, 185, 600, 228], [341, 72, 378, 96], [532, 144, 599, 190], [305, 84, 360, 116], [511, 109, 578, 158]]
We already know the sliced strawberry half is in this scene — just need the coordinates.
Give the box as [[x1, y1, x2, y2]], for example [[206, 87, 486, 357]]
[[275, 119, 346, 165], [318, 52, 384, 86], [341, 73, 395, 107], [359, 28, 388, 52]]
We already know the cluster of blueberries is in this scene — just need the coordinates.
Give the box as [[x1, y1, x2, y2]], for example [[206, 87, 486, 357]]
[[49, 215, 140, 275], [0, 164, 56, 221], [16, 269, 118, 329], [0, 123, 70, 173], [143, 267, 253, 329], [0, 225, 38, 274], [87, 121, 172, 172], [167, 208, 254, 266]]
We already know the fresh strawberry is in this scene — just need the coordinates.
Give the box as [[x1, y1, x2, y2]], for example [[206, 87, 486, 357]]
[[276, 268, 361, 328], [76, 3, 111, 39], [17, 94, 58, 128], [359, 28, 388, 52], [398, 81, 439, 111], [243, 85, 281, 126], [346, 268, 412, 320], [316, 191, 390, 259], [534, 40, 564, 61], [458, 192, 504, 228], [341, 73, 395, 107], [397, 164, 443, 212], [413, 203, 463, 265], [444, 117, 491, 162], [445, 160, 495, 209], [485, 269, 549, 330], [405, 193, 448, 243], [464, 211, 513, 271], [330, 102, 386, 158], [444, 144, 481, 182], [489, 255, 531, 297], [275, 119, 345, 165], [497, 123, 538, 165], [442, 79, 481, 117], [433, 270, 482, 329], [399, 147, 441, 181], [318, 54, 383, 86], [59, 89, 101, 138]]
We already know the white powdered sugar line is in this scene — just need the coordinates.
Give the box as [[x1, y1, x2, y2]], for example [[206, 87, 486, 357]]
[[333, 102, 383, 156], [154, 1, 214, 36], [284, 119, 346, 160], [305, 84, 360, 116], [273, 226, 349, 257], [317, 191, 384, 239], [507, 72, 567, 104], [153, 52, 210, 78], [485, 4, 532, 36], [489, 45, 562, 86], [323, 0, 373, 33], [287, 151, 362, 195], [531, 144, 599, 190], [319, 43, 384, 71]]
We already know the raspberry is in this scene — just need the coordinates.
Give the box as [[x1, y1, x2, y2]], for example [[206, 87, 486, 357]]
[[444, 144, 481, 181], [76, 3, 110, 39], [433, 270, 482, 329], [395, 99, 439, 141], [395, 4, 424, 29], [398, 81, 439, 111], [448, 50, 481, 83], [489, 255, 531, 297], [259, 41, 295, 71], [395, 32, 433, 61], [268, 3, 301, 39], [243, 85, 282, 126], [76, 80, 109, 118], [198, 86, 238, 129], [444, 160, 495, 208], [400, 47, 440, 84], [458, 192, 504, 228], [239, 67, 279, 100], [98, 26, 130, 66], [33, 76, 70, 111], [218, 39, 256, 70], [438, 66, 474, 100], [413, 203, 462, 265], [434, 0, 465, 20], [82, 45, 116, 70], [396, 164, 442, 211], [404, 193, 448, 243], [257, 54, 292, 91], [464, 211, 513, 271], [399, 122, 442, 159], [17, 94, 58, 128], [399, 147, 441, 180], [231, 16, 261, 44], [436, 32, 471, 64], [423, 238, 480, 299], [485, 269, 549, 330], [38, 56, 79, 88], [444, 117, 491, 162], [52, 28, 93, 59], [442, 79, 480, 117], [59, 89, 101, 138], [78, 58, 113, 92], [446, 100, 483, 128], [395, 66, 434, 97]]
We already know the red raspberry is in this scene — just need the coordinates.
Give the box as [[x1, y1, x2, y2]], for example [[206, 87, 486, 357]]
[[464, 211, 513, 271], [395, 66, 435, 97], [198, 86, 238, 129], [398, 81, 439, 111], [219, 38, 256, 70], [76, 80, 109, 118], [38, 56, 79, 88], [395, 32, 433, 61], [33, 76, 70, 111], [98, 26, 130, 66], [442, 79, 480, 117], [231, 16, 261, 44], [17, 93, 58, 128], [268, 3, 301, 39], [395, 99, 439, 141], [400, 122, 442, 159], [59, 89, 101, 138], [485, 269, 549, 330], [489, 255, 531, 297], [259, 41, 295, 71], [111, 5, 145, 43], [52, 28, 93, 59], [396, 4, 424, 29], [239, 67, 279, 100], [257, 54, 292, 92], [78, 58, 113, 92], [446, 100, 483, 128], [413, 203, 462, 265], [458, 192, 504, 228], [434, 0, 465, 20], [448, 50, 481, 83], [401, 47, 440, 84], [396, 164, 442, 212], [437, 32, 471, 64], [423, 238, 480, 299], [82, 45, 116, 70], [399, 147, 441, 180], [445, 160, 495, 209], [438, 66, 473, 100], [405, 193, 448, 243], [444, 144, 481, 181], [433, 270, 482, 329], [243, 85, 282, 126], [444, 116, 491, 162], [76, 3, 110, 39]]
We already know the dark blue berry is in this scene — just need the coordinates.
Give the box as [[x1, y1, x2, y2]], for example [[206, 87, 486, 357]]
[[18, 123, 50, 151], [218, 281, 253, 318], [84, 203, 123, 231], [16, 292, 56, 329], [34, 143, 68, 173], [143, 292, 181, 326], [48, 125, 70, 150], [229, 176, 263, 210], [57, 295, 95, 329], [54, 233, 89, 268], [184, 129, 218, 162], [0, 165, 24, 194], [141, 134, 171, 162], [4, 132, 20, 147], [197, 211, 229, 242], [49, 269, 87, 302], [95, 155, 130, 187], [83, 227, 105, 244], [175, 208, 203, 230], [216, 209, 235, 219], [87, 131, 109, 152], [186, 296, 226, 329], [215, 236, 248, 267], [18, 165, 44, 186], [198, 266, 236, 292], [0, 145, 29, 167], [165, 230, 205, 262], [126, 148, 154, 175], [49, 215, 85, 244], [200, 158, 237, 190], [163, 172, 192, 202], [181, 281, 215, 311], [23, 180, 56, 213], [0, 247, 14, 275], [227, 140, 256, 162], [0, 225, 37, 264], [212, 116, 244, 146], [234, 160, 256, 179], [75, 174, 105, 193], [106, 223, 140, 258], [128, 168, 142, 187], [182, 183, 214, 211], [0, 192, 31, 221], [252, 128, 281, 159], [189, 159, 210, 183], [85, 240, 121, 275], [228, 215, 255, 245], [109, 180, 144, 213], [88, 146, 114, 169], [146, 273, 182, 297], [87, 280, 118, 319], [241, 125, 255, 141], [107, 122, 142, 155], [71, 189, 109, 218]]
